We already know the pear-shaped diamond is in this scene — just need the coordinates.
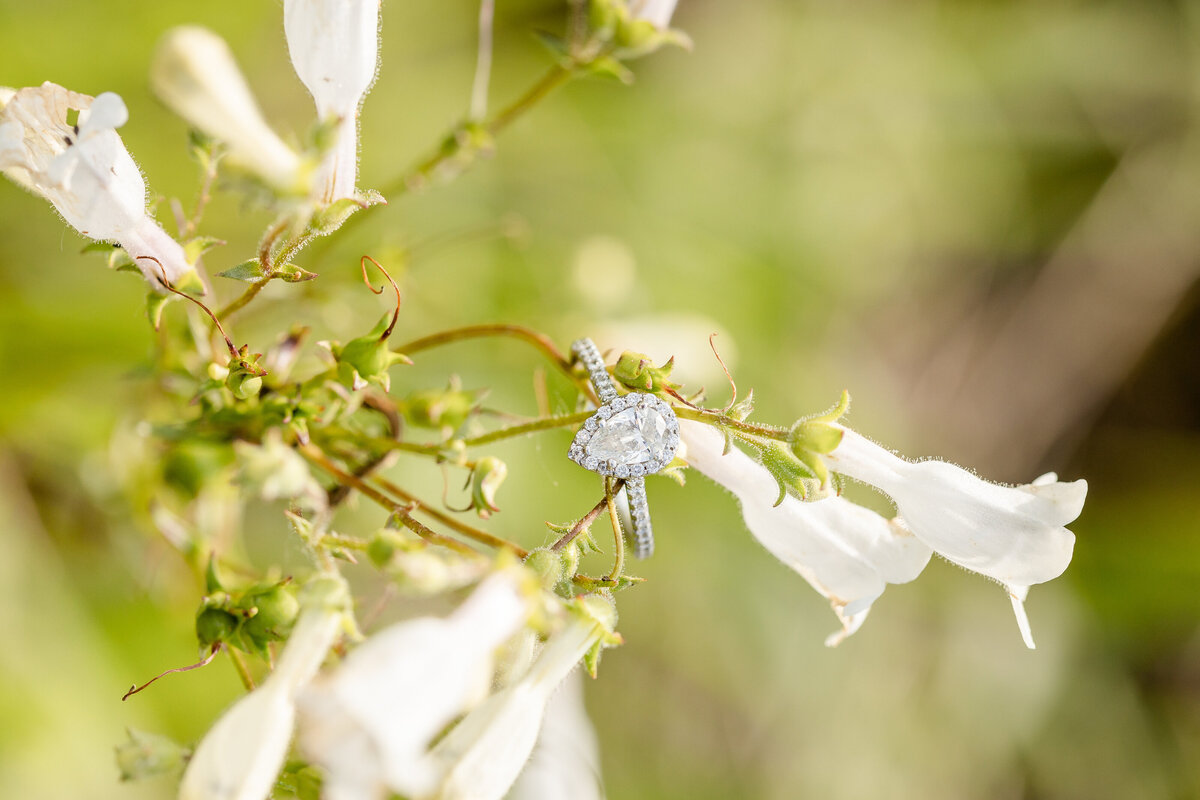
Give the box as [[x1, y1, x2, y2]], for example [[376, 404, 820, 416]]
[[569, 394, 679, 477]]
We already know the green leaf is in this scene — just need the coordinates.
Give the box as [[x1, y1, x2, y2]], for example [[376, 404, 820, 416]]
[[586, 56, 635, 84], [115, 729, 188, 782], [218, 260, 269, 282], [80, 241, 118, 255], [146, 291, 171, 330], [533, 30, 571, 63], [183, 236, 225, 265]]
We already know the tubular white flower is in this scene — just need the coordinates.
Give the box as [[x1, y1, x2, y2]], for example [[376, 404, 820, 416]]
[[284, 0, 380, 203], [825, 426, 1087, 648], [509, 672, 605, 800], [630, 0, 679, 28], [0, 82, 193, 287], [426, 609, 611, 800], [680, 419, 931, 646], [151, 27, 305, 192], [179, 597, 346, 800], [297, 571, 532, 800]]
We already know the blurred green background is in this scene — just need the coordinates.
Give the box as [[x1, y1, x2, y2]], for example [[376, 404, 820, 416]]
[[2, 0, 1198, 798]]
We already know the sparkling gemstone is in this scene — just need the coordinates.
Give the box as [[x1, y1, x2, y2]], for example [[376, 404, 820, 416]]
[[583, 404, 674, 468]]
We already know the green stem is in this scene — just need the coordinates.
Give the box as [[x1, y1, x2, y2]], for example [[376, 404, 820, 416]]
[[395, 323, 596, 401], [372, 477, 529, 558], [486, 64, 574, 136], [604, 482, 625, 582], [674, 406, 791, 442], [227, 647, 256, 692]]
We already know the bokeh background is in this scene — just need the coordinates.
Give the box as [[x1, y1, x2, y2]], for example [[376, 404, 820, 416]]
[[1, 1, 1198, 798]]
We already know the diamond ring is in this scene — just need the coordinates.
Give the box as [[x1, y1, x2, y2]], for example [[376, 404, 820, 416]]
[[567, 338, 679, 558]]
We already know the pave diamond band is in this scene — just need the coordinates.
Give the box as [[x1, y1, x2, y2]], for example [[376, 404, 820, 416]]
[[569, 338, 678, 559], [572, 337, 619, 404]]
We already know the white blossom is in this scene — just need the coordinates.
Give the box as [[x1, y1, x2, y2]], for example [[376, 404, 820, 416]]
[[151, 27, 305, 193], [297, 571, 533, 800], [680, 420, 931, 645], [284, 0, 380, 203], [0, 82, 194, 287], [426, 603, 613, 800], [508, 672, 605, 800], [825, 426, 1087, 648], [630, 0, 679, 28], [179, 593, 346, 800]]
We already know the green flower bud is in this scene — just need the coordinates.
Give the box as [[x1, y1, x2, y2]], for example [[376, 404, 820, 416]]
[[471, 456, 508, 519], [225, 345, 267, 400], [334, 313, 412, 391], [195, 607, 238, 647], [241, 582, 300, 643], [367, 527, 404, 567], [613, 351, 680, 394], [115, 728, 188, 782], [588, 0, 621, 37], [615, 16, 660, 52], [524, 548, 566, 591], [400, 385, 485, 431]]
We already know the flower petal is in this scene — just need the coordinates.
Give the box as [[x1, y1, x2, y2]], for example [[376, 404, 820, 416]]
[[299, 571, 531, 799], [679, 420, 931, 645], [827, 427, 1082, 587]]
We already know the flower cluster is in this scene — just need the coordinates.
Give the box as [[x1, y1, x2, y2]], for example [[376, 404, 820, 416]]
[[680, 414, 1086, 649]]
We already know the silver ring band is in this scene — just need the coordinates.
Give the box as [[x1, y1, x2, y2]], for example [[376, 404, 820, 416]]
[[569, 337, 677, 559], [571, 337, 619, 404]]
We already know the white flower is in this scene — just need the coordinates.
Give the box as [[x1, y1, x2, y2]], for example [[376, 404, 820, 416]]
[[508, 672, 605, 800], [151, 27, 305, 193], [298, 571, 533, 800], [426, 602, 613, 800], [179, 588, 347, 800], [825, 426, 1087, 648], [629, 0, 679, 28], [284, 0, 380, 203], [680, 420, 931, 645], [0, 82, 194, 287]]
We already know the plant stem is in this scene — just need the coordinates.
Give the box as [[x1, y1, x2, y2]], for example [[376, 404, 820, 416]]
[[319, 533, 369, 551], [371, 476, 529, 558], [486, 65, 573, 135], [227, 647, 256, 692], [674, 406, 792, 441], [604, 483, 625, 582], [300, 443, 481, 557], [551, 483, 623, 552], [395, 323, 597, 401]]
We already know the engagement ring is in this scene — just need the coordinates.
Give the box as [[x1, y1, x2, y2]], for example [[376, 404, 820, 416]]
[[567, 337, 679, 558]]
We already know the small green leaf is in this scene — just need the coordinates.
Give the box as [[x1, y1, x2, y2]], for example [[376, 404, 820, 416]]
[[218, 260, 269, 282], [276, 263, 318, 283], [183, 236, 225, 265], [115, 729, 188, 782], [146, 291, 171, 330], [533, 30, 571, 63], [586, 56, 635, 84], [81, 241, 118, 255]]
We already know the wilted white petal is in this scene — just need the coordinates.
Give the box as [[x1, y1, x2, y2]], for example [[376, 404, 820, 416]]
[[508, 672, 604, 800], [180, 601, 345, 800], [429, 613, 608, 800], [0, 82, 193, 286], [299, 571, 532, 800], [284, 0, 380, 203], [826, 426, 1087, 648], [152, 27, 305, 192], [630, 0, 678, 28], [680, 420, 931, 645]]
